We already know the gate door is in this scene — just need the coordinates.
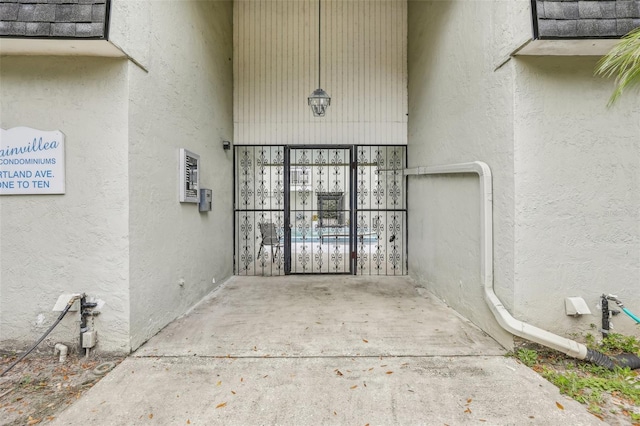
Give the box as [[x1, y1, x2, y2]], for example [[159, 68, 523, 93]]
[[234, 145, 406, 276], [285, 147, 353, 274]]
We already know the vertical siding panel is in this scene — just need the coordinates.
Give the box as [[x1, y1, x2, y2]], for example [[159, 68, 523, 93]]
[[233, 0, 238, 143], [295, 0, 301, 145], [273, 2, 278, 145], [392, 0, 398, 144], [358, 0, 363, 146], [403, 0, 408, 144], [234, 0, 407, 146], [360, 0, 366, 145], [250, 0, 255, 144], [299, 0, 304, 145], [236, 0, 242, 144], [247, 0, 252, 144], [303, 0, 307, 145], [266, 0, 271, 145], [260, 0, 264, 144], [375, 0, 381, 144], [233, 0, 239, 143], [350, 0, 356, 144]]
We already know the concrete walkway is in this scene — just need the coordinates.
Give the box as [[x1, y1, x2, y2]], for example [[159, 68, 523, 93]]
[[52, 276, 600, 425]]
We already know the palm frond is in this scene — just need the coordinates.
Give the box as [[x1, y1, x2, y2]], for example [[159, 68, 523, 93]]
[[595, 26, 640, 106]]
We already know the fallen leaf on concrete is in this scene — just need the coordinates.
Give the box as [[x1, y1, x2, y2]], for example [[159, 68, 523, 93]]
[[467, 398, 472, 404], [386, 371, 393, 375], [216, 402, 227, 409], [556, 402, 564, 410], [216, 381, 222, 386], [335, 370, 343, 376], [187, 420, 191, 424], [464, 408, 472, 414], [350, 385, 358, 390], [231, 391, 236, 395], [363, 339, 368, 343], [149, 414, 153, 419]]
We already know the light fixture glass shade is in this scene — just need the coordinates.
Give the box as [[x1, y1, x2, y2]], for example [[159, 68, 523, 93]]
[[308, 88, 331, 117]]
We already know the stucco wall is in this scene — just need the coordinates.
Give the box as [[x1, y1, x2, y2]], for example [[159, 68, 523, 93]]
[[408, 0, 640, 347], [126, 0, 234, 350], [513, 56, 640, 337], [0, 56, 131, 353], [407, 0, 531, 348], [108, 0, 151, 68]]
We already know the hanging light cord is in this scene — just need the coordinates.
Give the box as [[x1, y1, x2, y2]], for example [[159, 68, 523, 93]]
[[318, 0, 322, 88]]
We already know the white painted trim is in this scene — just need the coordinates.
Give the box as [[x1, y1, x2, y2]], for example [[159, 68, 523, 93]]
[[0, 38, 126, 58], [0, 38, 149, 71], [514, 39, 619, 56]]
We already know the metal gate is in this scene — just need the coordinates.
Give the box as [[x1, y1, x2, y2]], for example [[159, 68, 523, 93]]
[[234, 145, 406, 276]]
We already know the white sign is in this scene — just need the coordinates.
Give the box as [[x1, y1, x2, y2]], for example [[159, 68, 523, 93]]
[[0, 127, 66, 195]]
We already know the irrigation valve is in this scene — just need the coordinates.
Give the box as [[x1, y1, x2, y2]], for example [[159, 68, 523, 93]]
[[80, 295, 99, 351], [82, 330, 98, 349], [564, 297, 592, 316]]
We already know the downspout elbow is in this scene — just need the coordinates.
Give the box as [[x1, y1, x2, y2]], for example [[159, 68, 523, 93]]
[[54, 343, 68, 363]]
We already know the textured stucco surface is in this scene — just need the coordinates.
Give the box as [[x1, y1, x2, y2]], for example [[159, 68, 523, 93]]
[[0, 0, 234, 353], [126, 0, 234, 350], [407, 0, 530, 348], [408, 0, 640, 347], [108, 0, 151, 68], [0, 56, 131, 352], [513, 56, 640, 337]]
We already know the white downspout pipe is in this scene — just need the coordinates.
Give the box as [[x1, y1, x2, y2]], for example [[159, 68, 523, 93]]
[[404, 161, 588, 360]]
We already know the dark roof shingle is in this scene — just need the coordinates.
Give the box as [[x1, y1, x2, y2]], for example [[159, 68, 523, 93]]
[[0, 0, 107, 38], [537, 0, 640, 38]]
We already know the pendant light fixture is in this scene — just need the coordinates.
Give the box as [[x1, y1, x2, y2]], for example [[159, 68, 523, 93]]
[[308, 0, 331, 117]]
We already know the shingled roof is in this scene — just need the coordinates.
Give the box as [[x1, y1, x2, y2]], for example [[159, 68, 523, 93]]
[[536, 0, 640, 38], [0, 0, 108, 38]]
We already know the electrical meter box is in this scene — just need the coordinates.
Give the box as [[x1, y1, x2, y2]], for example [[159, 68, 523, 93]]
[[199, 188, 212, 212]]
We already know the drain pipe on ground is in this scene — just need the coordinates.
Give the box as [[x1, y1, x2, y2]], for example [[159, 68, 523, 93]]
[[404, 161, 639, 370]]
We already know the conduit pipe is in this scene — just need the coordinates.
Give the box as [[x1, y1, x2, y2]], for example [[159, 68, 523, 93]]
[[404, 162, 589, 360], [54, 343, 68, 363]]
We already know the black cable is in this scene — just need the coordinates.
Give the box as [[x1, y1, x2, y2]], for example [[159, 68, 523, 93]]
[[0, 299, 76, 377]]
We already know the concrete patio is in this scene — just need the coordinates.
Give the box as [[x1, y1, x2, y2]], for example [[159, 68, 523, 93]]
[[51, 276, 600, 425]]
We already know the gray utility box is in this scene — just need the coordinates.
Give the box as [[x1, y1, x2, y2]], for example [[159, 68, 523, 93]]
[[199, 188, 212, 212]]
